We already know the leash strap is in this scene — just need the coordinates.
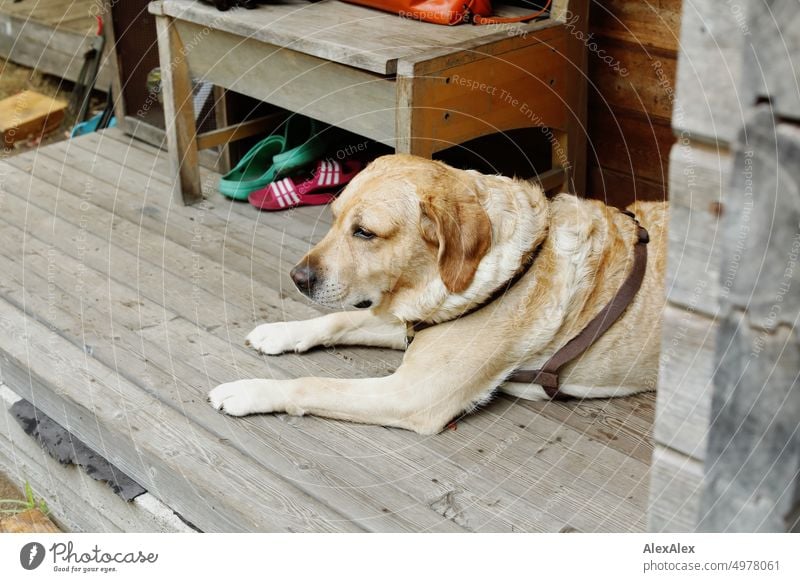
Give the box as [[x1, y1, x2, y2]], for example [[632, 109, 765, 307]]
[[507, 212, 649, 399]]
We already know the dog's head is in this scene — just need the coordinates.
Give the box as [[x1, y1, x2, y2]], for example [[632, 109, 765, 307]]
[[290, 155, 492, 314]]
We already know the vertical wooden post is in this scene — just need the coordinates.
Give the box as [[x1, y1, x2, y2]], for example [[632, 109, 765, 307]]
[[557, 0, 588, 196], [700, 106, 800, 532], [697, 0, 800, 533], [394, 75, 435, 159], [155, 14, 203, 205]]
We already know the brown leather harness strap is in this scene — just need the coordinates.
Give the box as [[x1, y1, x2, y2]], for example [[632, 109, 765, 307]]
[[507, 212, 650, 399], [407, 210, 650, 401]]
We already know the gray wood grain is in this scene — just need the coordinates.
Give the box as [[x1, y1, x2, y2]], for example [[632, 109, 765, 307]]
[[154, 0, 552, 75], [665, 143, 731, 317], [701, 106, 800, 531], [0, 386, 193, 533], [741, 0, 800, 120], [673, 0, 747, 145], [174, 19, 397, 146], [0, 7, 112, 87], [648, 445, 704, 532], [654, 305, 717, 461], [719, 107, 800, 329], [0, 228, 460, 532], [0, 128, 656, 532], [0, 301, 357, 532]]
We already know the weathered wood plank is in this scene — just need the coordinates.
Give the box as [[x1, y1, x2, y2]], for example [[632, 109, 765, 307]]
[[0, 225, 461, 532], [516, 392, 655, 465], [589, 0, 682, 53], [0, 2, 112, 86], [0, 128, 655, 532], [155, 0, 553, 75], [655, 305, 716, 461], [717, 109, 800, 329], [672, 0, 747, 145], [174, 20, 396, 147], [702, 312, 800, 531], [0, 386, 193, 533], [701, 107, 800, 532], [741, 0, 800, 120], [589, 40, 676, 122], [648, 445, 703, 532], [588, 106, 673, 186], [665, 142, 730, 317], [0, 300, 357, 532]]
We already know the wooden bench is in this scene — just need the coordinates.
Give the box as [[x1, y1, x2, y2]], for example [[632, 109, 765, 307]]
[[149, 0, 588, 205]]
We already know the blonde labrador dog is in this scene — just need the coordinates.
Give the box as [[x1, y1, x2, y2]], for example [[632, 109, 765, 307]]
[[209, 155, 666, 434]]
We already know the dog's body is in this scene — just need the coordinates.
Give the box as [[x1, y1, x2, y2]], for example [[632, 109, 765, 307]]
[[210, 155, 666, 434]]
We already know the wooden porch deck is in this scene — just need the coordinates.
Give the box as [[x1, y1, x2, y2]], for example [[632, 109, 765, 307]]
[[0, 128, 654, 532]]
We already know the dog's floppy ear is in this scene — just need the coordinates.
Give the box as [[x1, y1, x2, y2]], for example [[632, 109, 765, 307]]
[[420, 186, 492, 293]]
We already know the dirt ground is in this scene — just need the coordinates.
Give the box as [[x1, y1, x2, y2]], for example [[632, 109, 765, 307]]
[[0, 472, 24, 503]]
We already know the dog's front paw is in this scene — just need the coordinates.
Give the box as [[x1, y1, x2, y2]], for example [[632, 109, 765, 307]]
[[209, 379, 290, 416], [245, 321, 317, 355]]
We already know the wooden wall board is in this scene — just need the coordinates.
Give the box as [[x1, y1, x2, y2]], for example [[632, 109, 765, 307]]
[[586, 0, 680, 203], [588, 38, 677, 122], [589, 0, 682, 53], [588, 107, 673, 186], [587, 165, 666, 207]]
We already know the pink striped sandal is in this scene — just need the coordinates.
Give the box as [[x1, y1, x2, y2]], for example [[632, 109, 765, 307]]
[[248, 158, 362, 211]]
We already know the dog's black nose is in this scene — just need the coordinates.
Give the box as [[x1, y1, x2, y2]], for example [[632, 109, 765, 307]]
[[290, 264, 317, 295]]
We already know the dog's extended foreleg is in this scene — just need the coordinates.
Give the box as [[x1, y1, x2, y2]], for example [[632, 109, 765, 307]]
[[245, 310, 407, 354], [211, 324, 522, 434]]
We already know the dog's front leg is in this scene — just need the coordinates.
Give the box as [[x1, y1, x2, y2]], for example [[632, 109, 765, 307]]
[[210, 329, 517, 434], [246, 310, 407, 354]]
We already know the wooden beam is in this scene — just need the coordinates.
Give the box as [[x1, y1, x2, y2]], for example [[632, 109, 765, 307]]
[[195, 113, 284, 151]]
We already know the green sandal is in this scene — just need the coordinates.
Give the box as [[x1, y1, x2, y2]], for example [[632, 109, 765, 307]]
[[218, 115, 329, 200]]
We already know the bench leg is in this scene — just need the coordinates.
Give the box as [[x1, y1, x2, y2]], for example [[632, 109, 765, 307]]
[[394, 76, 436, 159], [155, 15, 203, 205]]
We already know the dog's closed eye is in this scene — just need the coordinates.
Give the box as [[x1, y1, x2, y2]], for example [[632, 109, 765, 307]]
[[353, 226, 376, 240]]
